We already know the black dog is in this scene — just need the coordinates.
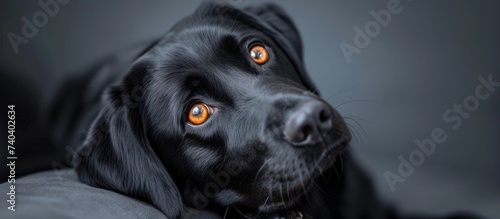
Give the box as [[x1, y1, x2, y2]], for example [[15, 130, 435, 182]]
[[70, 2, 479, 219]]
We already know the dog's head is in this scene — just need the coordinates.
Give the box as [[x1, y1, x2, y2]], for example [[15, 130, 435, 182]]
[[75, 2, 351, 218]]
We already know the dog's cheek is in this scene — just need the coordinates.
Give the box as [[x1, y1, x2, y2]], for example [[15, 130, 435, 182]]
[[184, 146, 221, 172]]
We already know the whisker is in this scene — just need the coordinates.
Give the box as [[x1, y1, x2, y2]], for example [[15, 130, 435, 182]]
[[346, 124, 361, 144], [298, 168, 311, 205], [279, 184, 285, 204], [343, 115, 374, 126], [334, 99, 371, 109], [303, 168, 329, 211], [317, 166, 328, 183], [269, 187, 276, 214], [312, 180, 334, 199], [339, 152, 345, 176], [310, 187, 329, 212], [344, 117, 368, 139], [256, 195, 270, 217], [286, 181, 291, 201], [254, 159, 269, 181], [325, 86, 358, 102], [223, 205, 230, 219], [234, 206, 252, 219], [332, 165, 341, 183], [304, 164, 333, 202]]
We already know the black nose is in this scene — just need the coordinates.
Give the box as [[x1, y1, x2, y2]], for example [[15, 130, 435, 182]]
[[284, 100, 332, 146]]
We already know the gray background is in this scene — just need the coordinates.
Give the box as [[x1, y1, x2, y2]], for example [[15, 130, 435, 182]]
[[1, 0, 499, 218]]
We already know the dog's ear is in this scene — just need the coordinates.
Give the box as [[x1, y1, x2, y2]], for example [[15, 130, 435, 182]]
[[243, 3, 319, 95], [73, 61, 182, 218]]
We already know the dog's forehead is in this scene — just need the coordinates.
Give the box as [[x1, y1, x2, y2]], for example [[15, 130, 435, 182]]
[[151, 5, 270, 62], [173, 27, 241, 55], [149, 24, 263, 79], [156, 24, 256, 58]]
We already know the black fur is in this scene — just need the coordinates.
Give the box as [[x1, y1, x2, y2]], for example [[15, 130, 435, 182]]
[[73, 2, 481, 219]]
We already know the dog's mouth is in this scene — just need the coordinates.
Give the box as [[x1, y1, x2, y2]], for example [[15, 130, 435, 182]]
[[258, 137, 350, 212]]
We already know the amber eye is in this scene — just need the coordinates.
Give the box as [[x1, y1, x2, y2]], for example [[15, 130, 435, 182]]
[[188, 103, 212, 125], [249, 45, 269, 65]]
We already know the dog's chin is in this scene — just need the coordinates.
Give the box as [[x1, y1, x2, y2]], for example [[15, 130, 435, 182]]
[[259, 177, 313, 213], [258, 138, 350, 213]]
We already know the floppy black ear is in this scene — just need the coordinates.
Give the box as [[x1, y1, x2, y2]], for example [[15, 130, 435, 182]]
[[73, 62, 182, 218], [244, 3, 319, 95]]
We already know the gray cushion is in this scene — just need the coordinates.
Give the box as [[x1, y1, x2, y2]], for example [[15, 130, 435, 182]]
[[0, 169, 220, 219]]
